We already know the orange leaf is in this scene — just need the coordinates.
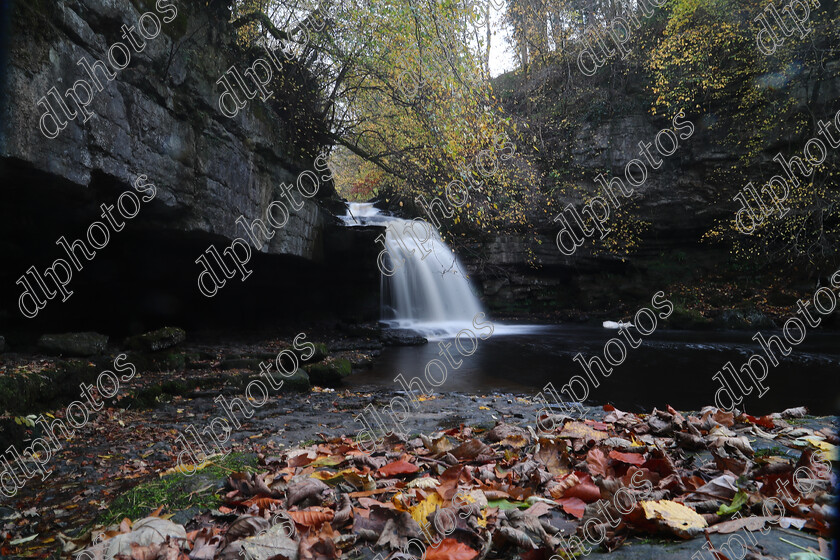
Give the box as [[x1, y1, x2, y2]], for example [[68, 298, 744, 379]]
[[424, 538, 479, 560], [377, 460, 419, 477], [609, 450, 646, 466], [288, 508, 335, 527], [241, 497, 285, 511], [587, 448, 610, 476]]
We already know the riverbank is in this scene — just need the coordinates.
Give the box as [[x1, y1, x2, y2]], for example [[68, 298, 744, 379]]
[[0, 379, 834, 559], [0, 325, 837, 558]]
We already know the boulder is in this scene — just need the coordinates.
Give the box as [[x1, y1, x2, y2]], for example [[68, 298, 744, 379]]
[[304, 358, 352, 387], [269, 369, 310, 392], [302, 342, 329, 364], [381, 330, 428, 346], [125, 327, 186, 352], [38, 332, 108, 356]]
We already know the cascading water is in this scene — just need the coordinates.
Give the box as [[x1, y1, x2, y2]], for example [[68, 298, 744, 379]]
[[341, 202, 484, 337]]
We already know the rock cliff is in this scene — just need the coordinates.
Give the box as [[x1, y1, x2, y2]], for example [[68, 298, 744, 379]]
[[0, 0, 377, 335]]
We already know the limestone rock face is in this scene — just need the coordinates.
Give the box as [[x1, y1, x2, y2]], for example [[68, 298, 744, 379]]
[[3, 0, 326, 261]]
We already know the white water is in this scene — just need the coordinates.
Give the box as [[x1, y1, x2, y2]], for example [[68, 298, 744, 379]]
[[341, 202, 548, 339], [342, 202, 484, 337]]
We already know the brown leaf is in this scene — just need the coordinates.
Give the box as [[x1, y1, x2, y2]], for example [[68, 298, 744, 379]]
[[287, 478, 331, 506], [353, 505, 421, 547], [451, 439, 493, 461], [424, 435, 455, 455], [225, 515, 270, 543], [299, 523, 339, 560], [486, 423, 530, 445], [586, 448, 610, 476], [497, 526, 537, 549], [332, 494, 353, 526], [535, 439, 570, 476]]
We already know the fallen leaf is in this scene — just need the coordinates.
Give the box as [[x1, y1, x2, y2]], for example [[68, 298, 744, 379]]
[[424, 538, 479, 560], [639, 500, 707, 538], [608, 450, 646, 466], [377, 460, 419, 477], [408, 492, 444, 527], [288, 508, 335, 527], [559, 422, 609, 443]]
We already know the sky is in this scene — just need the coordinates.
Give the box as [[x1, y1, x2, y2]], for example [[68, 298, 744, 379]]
[[486, 4, 517, 77]]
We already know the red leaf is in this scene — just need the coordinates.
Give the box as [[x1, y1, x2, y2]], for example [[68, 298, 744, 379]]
[[424, 538, 479, 560], [609, 450, 646, 466], [557, 497, 587, 518], [377, 460, 419, 477], [564, 473, 601, 503], [744, 415, 775, 429]]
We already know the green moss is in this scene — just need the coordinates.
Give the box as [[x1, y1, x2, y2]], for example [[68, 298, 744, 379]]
[[99, 453, 258, 525], [304, 358, 351, 386], [754, 446, 787, 458]]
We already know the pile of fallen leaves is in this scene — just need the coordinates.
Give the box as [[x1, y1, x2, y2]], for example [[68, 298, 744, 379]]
[[67, 405, 836, 560]]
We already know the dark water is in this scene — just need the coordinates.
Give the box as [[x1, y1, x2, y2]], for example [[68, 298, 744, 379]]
[[348, 324, 840, 415]]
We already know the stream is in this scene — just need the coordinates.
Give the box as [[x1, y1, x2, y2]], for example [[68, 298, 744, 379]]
[[342, 202, 840, 416]]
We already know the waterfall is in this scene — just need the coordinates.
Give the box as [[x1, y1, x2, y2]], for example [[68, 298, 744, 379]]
[[341, 202, 484, 337]]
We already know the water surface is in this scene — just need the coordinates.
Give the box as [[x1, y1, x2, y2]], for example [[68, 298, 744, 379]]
[[349, 324, 840, 415]]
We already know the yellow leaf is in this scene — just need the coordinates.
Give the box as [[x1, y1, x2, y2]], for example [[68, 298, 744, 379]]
[[641, 500, 707, 536], [409, 492, 444, 526], [310, 468, 358, 483], [159, 460, 212, 477]]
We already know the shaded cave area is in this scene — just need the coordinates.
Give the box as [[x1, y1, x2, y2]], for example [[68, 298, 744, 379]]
[[0, 161, 382, 348]]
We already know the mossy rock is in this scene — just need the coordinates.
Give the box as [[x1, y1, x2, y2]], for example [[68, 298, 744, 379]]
[[0, 360, 100, 415], [99, 453, 258, 525], [304, 358, 352, 387], [38, 332, 108, 356], [125, 327, 186, 352], [303, 343, 329, 364], [280, 369, 311, 392]]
